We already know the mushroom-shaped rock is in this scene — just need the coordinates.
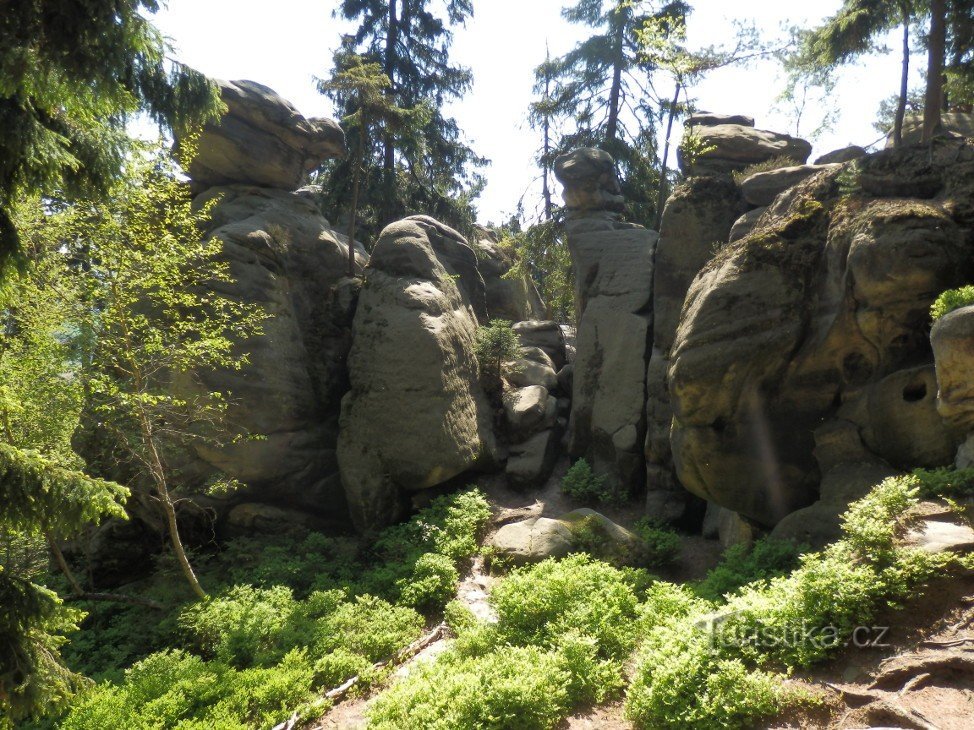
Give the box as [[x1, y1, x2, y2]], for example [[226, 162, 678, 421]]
[[554, 148, 624, 215], [337, 216, 497, 533], [183, 79, 346, 191]]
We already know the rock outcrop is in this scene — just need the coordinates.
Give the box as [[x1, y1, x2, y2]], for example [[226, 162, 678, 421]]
[[645, 175, 742, 522], [680, 117, 812, 177], [932, 305, 974, 433], [475, 236, 546, 322], [669, 138, 974, 527], [740, 163, 841, 207], [182, 79, 345, 192], [555, 149, 656, 495], [338, 216, 497, 532]]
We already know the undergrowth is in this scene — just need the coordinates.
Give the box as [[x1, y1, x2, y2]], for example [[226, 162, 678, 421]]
[[931, 285, 974, 320], [45, 489, 492, 729]]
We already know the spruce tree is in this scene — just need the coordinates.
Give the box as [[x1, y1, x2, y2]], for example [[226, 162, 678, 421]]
[[0, 0, 221, 275], [322, 0, 486, 241]]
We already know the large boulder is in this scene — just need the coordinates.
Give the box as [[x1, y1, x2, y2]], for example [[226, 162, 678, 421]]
[[338, 216, 497, 532], [475, 238, 546, 322], [183, 80, 345, 191], [555, 149, 657, 494], [932, 305, 974, 433], [669, 139, 974, 527], [513, 320, 568, 370], [645, 175, 742, 520], [680, 123, 812, 176], [886, 112, 974, 147], [170, 185, 367, 518]]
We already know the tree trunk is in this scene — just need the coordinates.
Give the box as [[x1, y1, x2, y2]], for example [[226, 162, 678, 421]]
[[158, 484, 206, 600], [47, 533, 84, 596], [923, 0, 947, 143], [542, 55, 554, 222], [348, 145, 362, 278], [382, 0, 400, 223], [654, 82, 681, 231], [605, 10, 626, 142], [893, 10, 911, 148]]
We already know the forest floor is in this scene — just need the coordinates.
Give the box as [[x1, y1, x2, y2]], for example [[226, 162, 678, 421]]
[[311, 460, 723, 729]]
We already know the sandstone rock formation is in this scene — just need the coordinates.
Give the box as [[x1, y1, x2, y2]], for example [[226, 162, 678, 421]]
[[680, 118, 812, 176], [183, 80, 345, 192], [337, 216, 497, 532], [740, 163, 841, 207], [932, 305, 974, 433], [555, 148, 656, 495], [645, 175, 742, 521], [815, 145, 866, 165], [475, 237, 545, 322], [174, 185, 367, 518], [886, 112, 974, 148], [669, 138, 974, 528]]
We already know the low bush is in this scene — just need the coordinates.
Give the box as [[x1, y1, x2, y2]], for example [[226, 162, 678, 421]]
[[632, 518, 682, 568], [561, 458, 624, 505], [731, 155, 798, 185], [694, 537, 805, 602], [626, 474, 959, 728], [913, 467, 974, 499], [931, 285, 974, 320], [369, 554, 645, 728]]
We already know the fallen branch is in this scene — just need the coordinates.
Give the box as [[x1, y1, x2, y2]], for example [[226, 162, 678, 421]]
[[324, 622, 448, 704], [921, 638, 974, 648]]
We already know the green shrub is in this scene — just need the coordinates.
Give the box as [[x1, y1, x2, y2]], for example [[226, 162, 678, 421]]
[[625, 474, 961, 729], [179, 585, 296, 668], [931, 285, 974, 320], [490, 554, 643, 660], [369, 645, 573, 730], [913, 467, 974, 499], [633, 518, 682, 568], [397, 553, 459, 612], [312, 594, 424, 662], [694, 538, 805, 602], [561, 458, 623, 505], [60, 649, 315, 730]]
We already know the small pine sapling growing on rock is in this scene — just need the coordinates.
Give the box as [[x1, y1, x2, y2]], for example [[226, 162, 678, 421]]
[[474, 319, 520, 394]]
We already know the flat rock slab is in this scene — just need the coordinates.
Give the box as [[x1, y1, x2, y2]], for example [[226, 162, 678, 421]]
[[740, 163, 841, 206], [906, 519, 974, 555]]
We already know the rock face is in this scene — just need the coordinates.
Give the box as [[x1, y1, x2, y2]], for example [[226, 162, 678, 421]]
[[669, 139, 974, 527], [886, 112, 974, 147], [555, 149, 656, 494], [815, 145, 866, 165], [184, 80, 345, 191], [740, 164, 841, 207], [645, 176, 742, 521], [680, 123, 812, 176], [513, 320, 568, 370], [932, 306, 974, 433], [173, 185, 366, 518], [338, 216, 497, 532], [475, 238, 546, 322]]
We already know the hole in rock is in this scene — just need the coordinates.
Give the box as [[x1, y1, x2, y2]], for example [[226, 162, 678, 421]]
[[902, 381, 927, 402]]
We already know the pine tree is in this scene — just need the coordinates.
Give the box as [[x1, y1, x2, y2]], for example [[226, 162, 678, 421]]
[[542, 0, 690, 226], [322, 0, 486, 241], [0, 1, 222, 276]]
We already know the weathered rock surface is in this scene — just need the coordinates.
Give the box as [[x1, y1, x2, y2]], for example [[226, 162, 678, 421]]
[[475, 238, 546, 322], [686, 112, 755, 128], [670, 139, 974, 527], [488, 508, 643, 565], [506, 427, 562, 487], [553, 148, 624, 214], [555, 149, 656, 494], [680, 123, 812, 176], [815, 145, 866, 164], [503, 385, 553, 436], [932, 305, 974, 433], [504, 347, 559, 391], [338, 216, 497, 532], [645, 175, 741, 521], [184, 80, 345, 191], [729, 206, 767, 243], [172, 185, 367, 517], [513, 320, 568, 370], [740, 163, 841, 207]]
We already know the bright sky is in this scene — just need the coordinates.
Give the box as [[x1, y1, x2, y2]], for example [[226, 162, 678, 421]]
[[153, 0, 922, 225]]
